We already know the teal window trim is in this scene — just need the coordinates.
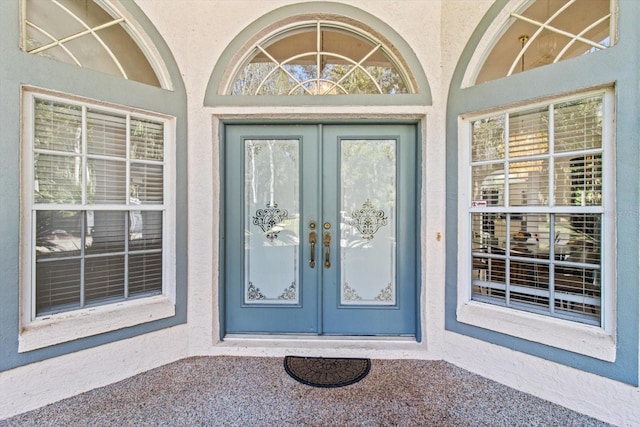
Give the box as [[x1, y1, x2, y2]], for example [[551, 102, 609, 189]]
[[445, 0, 639, 385], [0, 0, 188, 372]]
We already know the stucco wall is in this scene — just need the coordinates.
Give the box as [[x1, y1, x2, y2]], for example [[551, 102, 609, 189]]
[[134, 0, 454, 357], [1, 1, 639, 425]]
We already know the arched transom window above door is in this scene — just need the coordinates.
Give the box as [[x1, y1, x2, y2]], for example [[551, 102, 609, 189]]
[[470, 0, 616, 86], [229, 20, 415, 96]]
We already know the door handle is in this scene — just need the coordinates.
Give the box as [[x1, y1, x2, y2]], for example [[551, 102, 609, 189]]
[[309, 230, 317, 268], [323, 231, 331, 268]]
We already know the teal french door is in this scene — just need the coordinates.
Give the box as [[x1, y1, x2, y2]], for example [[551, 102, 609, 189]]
[[223, 124, 417, 336]]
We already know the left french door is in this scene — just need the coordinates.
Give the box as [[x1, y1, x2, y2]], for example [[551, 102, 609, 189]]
[[223, 124, 417, 336]]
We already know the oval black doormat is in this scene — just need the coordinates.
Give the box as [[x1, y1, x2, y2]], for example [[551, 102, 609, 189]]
[[283, 356, 371, 388]]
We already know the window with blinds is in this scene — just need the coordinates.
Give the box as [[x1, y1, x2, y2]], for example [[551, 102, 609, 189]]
[[469, 91, 606, 325], [30, 94, 167, 317]]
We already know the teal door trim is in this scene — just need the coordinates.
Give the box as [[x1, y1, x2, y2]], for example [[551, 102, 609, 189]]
[[219, 121, 422, 341]]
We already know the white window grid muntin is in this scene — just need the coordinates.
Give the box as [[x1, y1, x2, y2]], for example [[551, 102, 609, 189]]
[[507, 0, 613, 76], [95, 0, 174, 89], [20, 0, 173, 90], [24, 89, 174, 321], [465, 88, 614, 327], [227, 19, 415, 95], [461, 0, 618, 88], [23, 0, 126, 78]]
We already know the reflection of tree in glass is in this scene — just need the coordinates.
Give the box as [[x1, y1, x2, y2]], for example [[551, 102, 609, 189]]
[[34, 100, 83, 204], [554, 96, 603, 243], [472, 96, 603, 242], [472, 116, 505, 161], [245, 140, 298, 206], [341, 140, 395, 220], [34, 99, 164, 252], [324, 64, 407, 94], [232, 63, 289, 95], [131, 118, 165, 160], [232, 61, 406, 95], [553, 96, 602, 152]]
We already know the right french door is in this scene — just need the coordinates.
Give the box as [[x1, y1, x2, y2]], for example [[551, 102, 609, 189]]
[[224, 123, 418, 336]]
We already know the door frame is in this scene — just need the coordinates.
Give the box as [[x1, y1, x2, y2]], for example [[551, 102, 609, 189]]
[[218, 119, 423, 342]]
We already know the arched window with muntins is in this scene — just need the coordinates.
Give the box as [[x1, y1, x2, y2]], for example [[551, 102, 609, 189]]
[[22, 0, 169, 88], [2, 0, 188, 363], [204, 3, 431, 106], [446, 0, 640, 385], [230, 20, 414, 96], [470, 0, 616, 85]]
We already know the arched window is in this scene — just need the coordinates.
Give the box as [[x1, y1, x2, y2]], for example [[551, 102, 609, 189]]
[[5, 0, 188, 358], [22, 0, 169, 88], [204, 3, 430, 106], [470, 0, 615, 85], [445, 0, 640, 378], [229, 20, 413, 95]]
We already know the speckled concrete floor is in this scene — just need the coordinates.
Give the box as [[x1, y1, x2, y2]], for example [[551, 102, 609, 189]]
[[1, 357, 610, 426]]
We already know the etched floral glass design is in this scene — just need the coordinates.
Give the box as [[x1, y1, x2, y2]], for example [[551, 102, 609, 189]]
[[244, 139, 299, 304], [340, 139, 396, 305]]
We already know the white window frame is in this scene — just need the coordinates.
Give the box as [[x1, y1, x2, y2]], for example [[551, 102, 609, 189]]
[[19, 87, 176, 352], [456, 87, 616, 361]]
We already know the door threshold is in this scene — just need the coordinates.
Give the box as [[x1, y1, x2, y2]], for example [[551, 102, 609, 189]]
[[222, 334, 417, 342], [217, 334, 425, 359], [213, 334, 424, 359], [223, 334, 416, 342]]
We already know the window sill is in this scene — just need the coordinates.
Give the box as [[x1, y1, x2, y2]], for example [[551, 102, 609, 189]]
[[19, 296, 175, 353], [457, 300, 616, 362]]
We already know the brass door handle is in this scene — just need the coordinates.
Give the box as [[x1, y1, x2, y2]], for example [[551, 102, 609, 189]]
[[323, 231, 331, 268], [309, 231, 317, 268]]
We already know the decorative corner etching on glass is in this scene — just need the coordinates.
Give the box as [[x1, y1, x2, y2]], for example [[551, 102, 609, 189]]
[[247, 281, 297, 302], [247, 282, 266, 301], [343, 282, 394, 303], [349, 199, 387, 241], [340, 139, 397, 306], [253, 202, 289, 241], [244, 139, 300, 305]]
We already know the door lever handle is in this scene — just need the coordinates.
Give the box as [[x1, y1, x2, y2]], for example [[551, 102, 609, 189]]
[[309, 231, 317, 268], [323, 231, 331, 268]]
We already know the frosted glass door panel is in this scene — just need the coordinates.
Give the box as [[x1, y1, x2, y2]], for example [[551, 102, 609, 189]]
[[226, 124, 416, 336], [244, 139, 299, 305], [340, 139, 396, 306]]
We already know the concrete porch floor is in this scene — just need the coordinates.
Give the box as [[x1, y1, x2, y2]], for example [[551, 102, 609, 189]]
[[0, 356, 609, 426]]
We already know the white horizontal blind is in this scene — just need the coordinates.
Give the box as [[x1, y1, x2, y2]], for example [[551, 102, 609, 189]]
[[470, 93, 604, 325], [32, 96, 165, 316]]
